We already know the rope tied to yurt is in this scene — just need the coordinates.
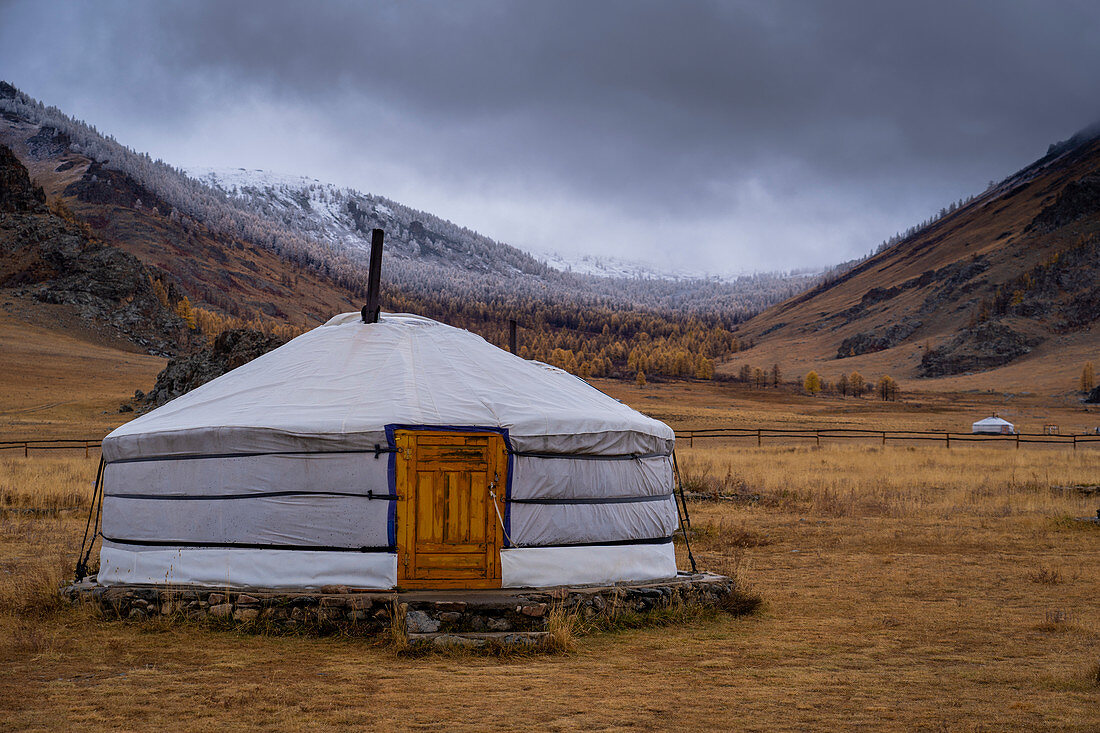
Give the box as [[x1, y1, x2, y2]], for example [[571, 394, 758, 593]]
[[671, 451, 697, 573], [487, 472, 516, 547], [74, 455, 106, 582]]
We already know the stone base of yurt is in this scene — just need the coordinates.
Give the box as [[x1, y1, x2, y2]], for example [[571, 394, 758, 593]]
[[63, 572, 739, 647]]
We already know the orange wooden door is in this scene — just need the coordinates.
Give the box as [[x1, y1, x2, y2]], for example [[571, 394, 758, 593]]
[[394, 431, 506, 589]]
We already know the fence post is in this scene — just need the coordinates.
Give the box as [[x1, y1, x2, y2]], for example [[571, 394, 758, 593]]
[[1016, 433, 1019, 450], [24, 442, 28, 458], [881, 432, 886, 446], [85, 441, 90, 459], [689, 432, 693, 448], [1073, 435, 1077, 451], [757, 429, 762, 447], [945, 433, 950, 449], [816, 431, 820, 447]]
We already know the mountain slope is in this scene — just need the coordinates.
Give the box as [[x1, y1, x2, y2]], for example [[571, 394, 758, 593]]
[[726, 124, 1100, 391], [0, 142, 190, 354]]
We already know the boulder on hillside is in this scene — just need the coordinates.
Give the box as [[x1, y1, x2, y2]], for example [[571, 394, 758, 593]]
[[139, 329, 289, 407], [1085, 385, 1100, 404]]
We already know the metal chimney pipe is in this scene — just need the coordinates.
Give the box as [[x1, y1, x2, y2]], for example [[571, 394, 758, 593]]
[[362, 228, 384, 323]]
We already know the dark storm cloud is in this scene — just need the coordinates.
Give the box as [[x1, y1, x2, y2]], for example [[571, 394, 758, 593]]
[[3, 0, 1100, 271]]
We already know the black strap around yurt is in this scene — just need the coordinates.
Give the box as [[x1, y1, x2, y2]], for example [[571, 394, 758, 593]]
[[74, 455, 106, 582], [671, 450, 697, 573], [98, 535, 396, 553]]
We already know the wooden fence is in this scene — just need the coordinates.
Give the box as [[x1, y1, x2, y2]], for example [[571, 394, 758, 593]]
[[675, 427, 1100, 450], [0, 439, 101, 457]]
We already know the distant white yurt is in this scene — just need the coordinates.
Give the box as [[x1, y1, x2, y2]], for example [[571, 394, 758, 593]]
[[971, 416, 1015, 435], [97, 313, 679, 591]]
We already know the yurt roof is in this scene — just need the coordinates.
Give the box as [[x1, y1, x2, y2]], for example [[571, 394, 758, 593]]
[[104, 312, 673, 461], [972, 416, 1014, 426]]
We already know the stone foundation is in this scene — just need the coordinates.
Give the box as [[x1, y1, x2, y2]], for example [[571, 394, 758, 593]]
[[63, 572, 738, 645]]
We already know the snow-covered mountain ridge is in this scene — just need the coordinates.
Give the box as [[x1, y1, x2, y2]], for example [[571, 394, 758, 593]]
[[186, 166, 550, 278]]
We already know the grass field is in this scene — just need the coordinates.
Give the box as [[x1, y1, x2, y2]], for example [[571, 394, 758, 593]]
[[2, 444, 1098, 731]]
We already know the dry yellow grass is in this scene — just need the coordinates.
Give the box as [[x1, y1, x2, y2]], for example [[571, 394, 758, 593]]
[[1, 448, 1098, 731], [0, 455, 98, 512], [677, 444, 1100, 519]]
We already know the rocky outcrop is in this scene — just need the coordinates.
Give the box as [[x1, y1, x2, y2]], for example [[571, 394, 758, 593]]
[[1029, 174, 1100, 232], [139, 328, 288, 406], [63, 159, 172, 213], [918, 321, 1043, 377], [836, 319, 921, 358], [0, 144, 46, 213]]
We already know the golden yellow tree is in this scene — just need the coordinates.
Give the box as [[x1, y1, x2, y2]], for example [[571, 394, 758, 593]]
[[804, 371, 821, 395], [175, 296, 196, 330], [636, 370, 646, 387]]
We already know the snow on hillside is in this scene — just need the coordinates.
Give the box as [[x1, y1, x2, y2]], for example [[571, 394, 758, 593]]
[[187, 167, 412, 259], [537, 250, 704, 280], [184, 166, 573, 282]]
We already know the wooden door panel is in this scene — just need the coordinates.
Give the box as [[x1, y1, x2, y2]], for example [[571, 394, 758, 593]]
[[395, 430, 505, 588], [414, 554, 485, 570]]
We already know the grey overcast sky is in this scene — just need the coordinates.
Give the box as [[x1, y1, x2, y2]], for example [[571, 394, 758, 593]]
[[2, 0, 1100, 274]]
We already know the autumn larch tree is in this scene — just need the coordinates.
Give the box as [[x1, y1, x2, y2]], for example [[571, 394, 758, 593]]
[[849, 371, 865, 398], [837, 373, 849, 396], [770, 363, 781, 388], [175, 296, 196, 330], [1082, 362, 1096, 392], [804, 371, 821, 396]]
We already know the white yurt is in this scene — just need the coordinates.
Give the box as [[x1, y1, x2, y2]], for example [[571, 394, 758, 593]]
[[971, 416, 1015, 434], [96, 312, 680, 591]]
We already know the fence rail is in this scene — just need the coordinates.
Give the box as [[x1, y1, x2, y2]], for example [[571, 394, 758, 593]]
[[0, 439, 102, 457], [675, 427, 1100, 450]]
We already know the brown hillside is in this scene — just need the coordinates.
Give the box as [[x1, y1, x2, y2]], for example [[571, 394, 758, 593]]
[[726, 129, 1100, 393]]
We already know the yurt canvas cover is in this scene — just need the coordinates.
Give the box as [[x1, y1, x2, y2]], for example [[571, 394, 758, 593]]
[[97, 313, 679, 590], [971, 416, 1015, 434]]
